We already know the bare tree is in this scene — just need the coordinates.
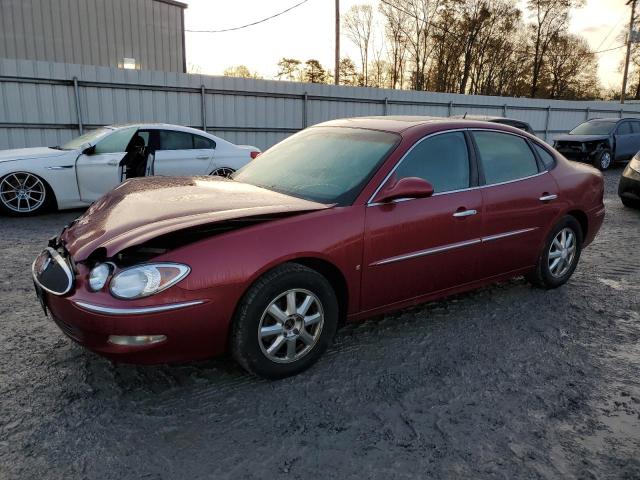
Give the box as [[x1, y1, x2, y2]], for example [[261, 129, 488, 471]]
[[379, 0, 409, 89], [527, 0, 584, 98], [343, 4, 374, 87], [223, 65, 262, 79]]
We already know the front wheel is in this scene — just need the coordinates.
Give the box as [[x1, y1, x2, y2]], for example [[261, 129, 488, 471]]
[[0, 172, 53, 216], [231, 263, 338, 379], [526, 216, 583, 289], [593, 150, 612, 171]]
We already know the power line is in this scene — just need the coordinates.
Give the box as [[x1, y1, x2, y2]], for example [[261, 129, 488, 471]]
[[186, 0, 312, 33]]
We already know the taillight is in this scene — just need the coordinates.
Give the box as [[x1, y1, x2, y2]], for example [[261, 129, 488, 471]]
[[250, 151, 260, 159]]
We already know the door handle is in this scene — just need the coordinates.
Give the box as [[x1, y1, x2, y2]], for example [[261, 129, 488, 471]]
[[196, 156, 210, 160], [539, 194, 558, 202], [107, 159, 119, 166], [453, 209, 477, 218]]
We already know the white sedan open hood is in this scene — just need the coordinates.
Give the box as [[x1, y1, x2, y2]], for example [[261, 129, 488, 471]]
[[0, 147, 69, 163]]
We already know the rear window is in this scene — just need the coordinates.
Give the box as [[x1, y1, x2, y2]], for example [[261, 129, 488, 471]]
[[533, 143, 556, 169], [473, 131, 539, 185]]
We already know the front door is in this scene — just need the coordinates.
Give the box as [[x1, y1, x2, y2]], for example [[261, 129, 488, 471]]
[[152, 130, 214, 176], [76, 127, 137, 202], [361, 131, 484, 312], [614, 121, 635, 161], [471, 131, 562, 278]]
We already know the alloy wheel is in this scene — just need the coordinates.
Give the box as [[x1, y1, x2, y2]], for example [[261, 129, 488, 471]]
[[600, 152, 611, 169], [0, 172, 46, 213], [548, 227, 577, 278], [211, 167, 235, 178], [258, 288, 325, 364]]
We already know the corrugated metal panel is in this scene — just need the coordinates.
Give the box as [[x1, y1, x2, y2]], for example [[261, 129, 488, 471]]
[[4, 58, 640, 150], [0, 0, 185, 72]]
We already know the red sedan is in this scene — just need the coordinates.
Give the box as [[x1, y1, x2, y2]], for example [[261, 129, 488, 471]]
[[33, 117, 605, 379]]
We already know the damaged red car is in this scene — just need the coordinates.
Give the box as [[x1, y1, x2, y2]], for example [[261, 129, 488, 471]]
[[33, 117, 605, 379]]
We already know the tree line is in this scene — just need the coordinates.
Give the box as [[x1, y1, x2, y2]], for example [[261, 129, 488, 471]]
[[223, 0, 604, 101]]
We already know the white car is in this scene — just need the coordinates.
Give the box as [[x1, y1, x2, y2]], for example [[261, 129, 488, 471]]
[[0, 124, 260, 216]]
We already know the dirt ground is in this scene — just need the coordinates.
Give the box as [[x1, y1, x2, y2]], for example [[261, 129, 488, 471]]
[[0, 168, 639, 480]]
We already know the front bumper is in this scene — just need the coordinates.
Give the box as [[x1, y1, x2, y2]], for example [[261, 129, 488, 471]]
[[618, 165, 640, 201], [32, 244, 232, 364], [43, 292, 225, 364]]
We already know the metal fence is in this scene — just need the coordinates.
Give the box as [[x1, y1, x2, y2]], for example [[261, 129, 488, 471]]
[[2, 57, 640, 151]]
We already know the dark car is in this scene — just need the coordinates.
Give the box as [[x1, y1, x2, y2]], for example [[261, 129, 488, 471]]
[[453, 114, 536, 135], [618, 152, 640, 208], [32, 117, 605, 379], [553, 118, 640, 171]]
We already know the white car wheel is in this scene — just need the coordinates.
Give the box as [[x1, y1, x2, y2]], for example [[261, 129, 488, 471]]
[[210, 167, 235, 178], [0, 172, 49, 216]]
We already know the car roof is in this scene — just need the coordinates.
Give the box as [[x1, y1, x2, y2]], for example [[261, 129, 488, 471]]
[[313, 115, 533, 135], [451, 114, 527, 123], [105, 123, 230, 145], [585, 118, 639, 123]]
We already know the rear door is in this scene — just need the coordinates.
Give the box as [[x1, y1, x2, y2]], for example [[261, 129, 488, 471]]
[[471, 130, 562, 278], [361, 131, 483, 311], [152, 130, 214, 176], [614, 121, 635, 161], [75, 127, 137, 202]]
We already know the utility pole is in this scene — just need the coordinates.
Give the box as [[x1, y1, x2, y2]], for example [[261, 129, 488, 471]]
[[335, 0, 340, 85], [621, 0, 637, 104]]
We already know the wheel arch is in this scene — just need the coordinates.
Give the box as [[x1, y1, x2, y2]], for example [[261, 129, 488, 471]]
[[566, 209, 588, 240]]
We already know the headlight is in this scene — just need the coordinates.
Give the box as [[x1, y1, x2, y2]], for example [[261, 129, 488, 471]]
[[109, 263, 190, 299], [630, 154, 640, 174], [89, 263, 113, 291]]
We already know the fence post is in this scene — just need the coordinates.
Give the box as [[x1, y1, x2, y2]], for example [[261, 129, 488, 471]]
[[585, 107, 590, 120], [503, 104, 507, 117], [383, 97, 388, 115], [302, 92, 308, 128], [72, 77, 84, 135], [620, 108, 624, 118], [201, 85, 207, 132], [545, 106, 551, 141]]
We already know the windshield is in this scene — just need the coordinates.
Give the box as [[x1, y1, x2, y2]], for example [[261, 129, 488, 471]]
[[569, 121, 616, 135], [59, 127, 113, 150], [233, 126, 400, 205]]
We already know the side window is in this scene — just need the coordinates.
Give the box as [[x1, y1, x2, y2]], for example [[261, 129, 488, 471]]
[[394, 132, 470, 193], [473, 131, 539, 185], [158, 130, 193, 150], [616, 122, 632, 135], [93, 127, 137, 154], [533, 143, 556, 169], [193, 135, 215, 149], [632, 122, 640, 133]]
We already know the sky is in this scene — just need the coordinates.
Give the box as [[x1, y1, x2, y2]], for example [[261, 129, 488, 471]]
[[183, 0, 631, 90]]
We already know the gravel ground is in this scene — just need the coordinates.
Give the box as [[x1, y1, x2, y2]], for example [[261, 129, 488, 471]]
[[1, 169, 639, 480]]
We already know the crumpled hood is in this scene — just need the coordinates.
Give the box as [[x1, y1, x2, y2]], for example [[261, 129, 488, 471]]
[[0, 147, 69, 162], [61, 176, 330, 261], [554, 134, 610, 143]]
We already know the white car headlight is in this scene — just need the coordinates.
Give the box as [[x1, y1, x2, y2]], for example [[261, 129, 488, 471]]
[[109, 263, 190, 299], [629, 154, 640, 174], [88, 263, 113, 291]]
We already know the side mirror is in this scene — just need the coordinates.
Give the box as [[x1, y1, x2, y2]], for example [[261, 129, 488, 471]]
[[373, 176, 434, 204], [82, 145, 95, 155]]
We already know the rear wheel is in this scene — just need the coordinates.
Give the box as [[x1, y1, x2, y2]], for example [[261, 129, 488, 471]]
[[210, 167, 235, 178], [526, 216, 583, 289], [593, 150, 612, 170], [0, 172, 53, 216], [231, 263, 338, 379]]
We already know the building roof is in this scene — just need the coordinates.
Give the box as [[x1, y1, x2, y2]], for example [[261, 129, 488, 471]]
[[153, 0, 187, 8]]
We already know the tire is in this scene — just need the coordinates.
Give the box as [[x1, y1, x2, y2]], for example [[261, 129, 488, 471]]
[[621, 197, 640, 209], [231, 263, 339, 379], [210, 167, 235, 178], [592, 149, 612, 171], [526, 216, 583, 289], [0, 172, 55, 217]]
